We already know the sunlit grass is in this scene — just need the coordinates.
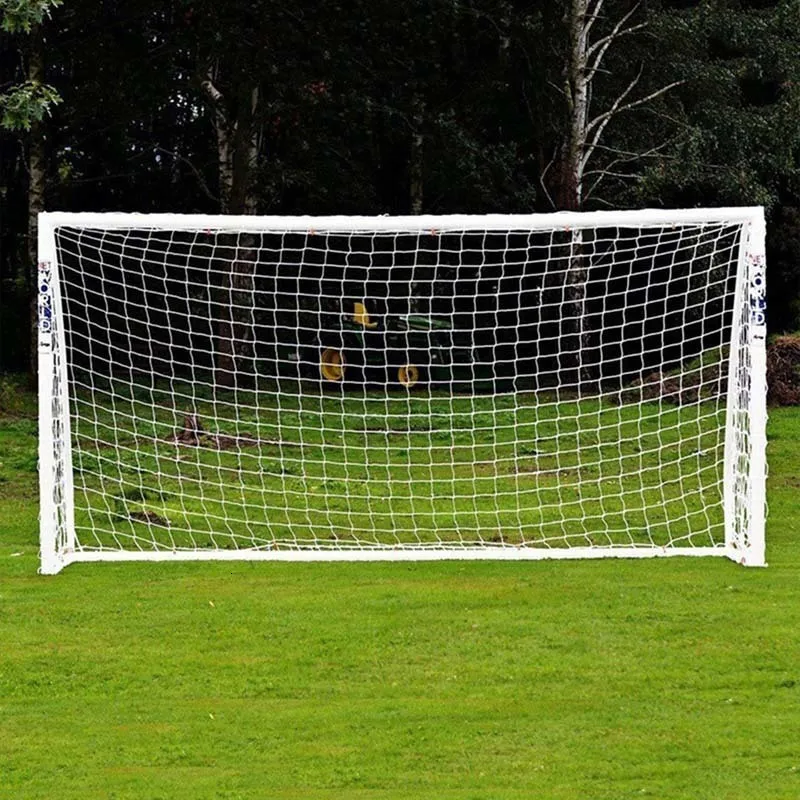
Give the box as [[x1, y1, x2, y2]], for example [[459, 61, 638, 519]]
[[1, 377, 800, 799], [67, 377, 727, 552]]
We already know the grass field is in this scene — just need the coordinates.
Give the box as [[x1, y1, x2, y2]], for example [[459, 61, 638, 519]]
[[2, 374, 800, 798], [67, 374, 726, 555]]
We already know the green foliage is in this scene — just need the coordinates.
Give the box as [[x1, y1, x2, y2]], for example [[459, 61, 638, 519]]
[[634, 0, 800, 210], [0, 1, 63, 131], [0, 0, 60, 33], [2, 0, 800, 369], [0, 78, 60, 130]]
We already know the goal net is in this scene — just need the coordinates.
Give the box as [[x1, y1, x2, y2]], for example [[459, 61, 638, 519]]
[[38, 209, 767, 573]]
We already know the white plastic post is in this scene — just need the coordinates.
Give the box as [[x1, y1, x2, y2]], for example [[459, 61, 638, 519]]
[[38, 207, 765, 233], [38, 217, 61, 574], [53, 248, 76, 563], [745, 210, 768, 566], [723, 228, 748, 561]]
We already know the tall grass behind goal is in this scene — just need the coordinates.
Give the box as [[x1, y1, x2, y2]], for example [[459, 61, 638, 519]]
[[38, 209, 767, 574]]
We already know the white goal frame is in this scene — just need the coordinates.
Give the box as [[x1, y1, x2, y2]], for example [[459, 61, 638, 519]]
[[38, 208, 767, 573]]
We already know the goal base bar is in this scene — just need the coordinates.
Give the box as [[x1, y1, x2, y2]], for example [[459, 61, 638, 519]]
[[41, 546, 764, 574]]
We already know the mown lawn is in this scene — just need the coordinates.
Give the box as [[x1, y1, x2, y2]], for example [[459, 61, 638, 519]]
[[2, 374, 800, 799], [67, 375, 727, 554]]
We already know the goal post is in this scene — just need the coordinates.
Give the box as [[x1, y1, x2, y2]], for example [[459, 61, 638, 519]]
[[723, 211, 768, 566], [38, 208, 767, 573], [38, 220, 76, 575]]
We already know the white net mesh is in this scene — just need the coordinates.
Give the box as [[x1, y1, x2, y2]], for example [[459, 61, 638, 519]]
[[39, 212, 766, 567]]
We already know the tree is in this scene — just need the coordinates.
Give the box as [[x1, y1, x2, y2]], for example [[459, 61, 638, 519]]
[[543, 0, 684, 211], [0, 0, 61, 130], [1, 0, 62, 379], [1, 0, 798, 373], [634, 0, 800, 333], [533, 1, 686, 388], [635, 0, 800, 211]]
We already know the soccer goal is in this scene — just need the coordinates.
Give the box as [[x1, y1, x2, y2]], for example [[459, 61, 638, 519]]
[[38, 208, 767, 574]]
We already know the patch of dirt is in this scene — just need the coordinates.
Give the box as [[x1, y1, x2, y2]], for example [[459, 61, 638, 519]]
[[169, 413, 295, 450], [617, 362, 726, 406], [613, 337, 800, 408], [767, 336, 800, 406], [128, 510, 170, 527]]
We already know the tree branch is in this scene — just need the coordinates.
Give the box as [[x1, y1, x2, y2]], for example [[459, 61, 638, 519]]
[[583, 138, 680, 200], [586, 2, 641, 60], [583, 0, 605, 40], [585, 21, 646, 83], [584, 2, 644, 90], [589, 141, 677, 160], [540, 150, 557, 210], [591, 78, 685, 132], [153, 146, 218, 203], [581, 65, 644, 170], [200, 75, 224, 105]]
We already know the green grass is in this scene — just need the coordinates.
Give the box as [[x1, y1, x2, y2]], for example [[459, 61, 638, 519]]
[[2, 374, 800, 798], [68, 376, 726, 553]]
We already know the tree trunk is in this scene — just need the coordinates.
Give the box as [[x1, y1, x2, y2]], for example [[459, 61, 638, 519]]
[[27, 26, 46, 387], [205, 78, 260, 388], [563, 229, 595, 390], [228, 86, 259, 215], [558, 1, 593, 390], [549, 0, 677, 390], [202, 65, 234, 212], [557, 0, 588, 212], [409, 94, 424, 215], [214, 238, 257, 388]]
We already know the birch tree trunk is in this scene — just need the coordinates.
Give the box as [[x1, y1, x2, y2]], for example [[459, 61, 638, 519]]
[[553, 0, 681, 390], [558, 0, 589, 213], [560, 0, 592, 390]]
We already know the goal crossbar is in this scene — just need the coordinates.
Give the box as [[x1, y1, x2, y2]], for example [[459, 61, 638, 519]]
[[40, 208, 763, 233]]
